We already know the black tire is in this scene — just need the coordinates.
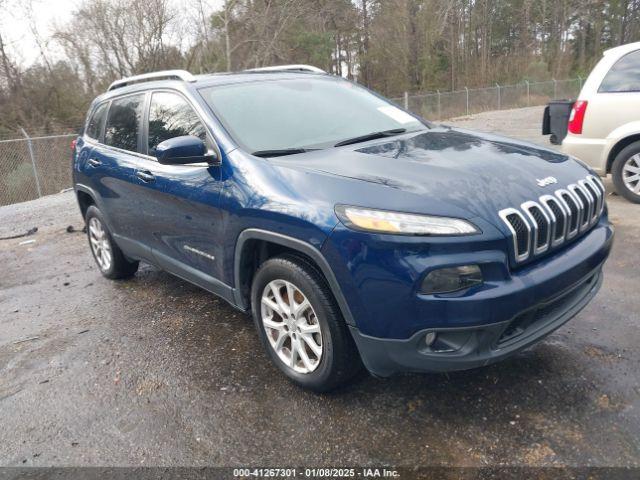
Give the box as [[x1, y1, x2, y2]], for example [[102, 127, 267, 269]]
[[85, 205, 139, 279], [612, 141, 640, 204], [250, 254, 362, 392]]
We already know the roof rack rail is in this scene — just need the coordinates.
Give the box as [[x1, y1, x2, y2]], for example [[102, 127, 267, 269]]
[[243, 64, 326, 74], [107, 70, 197, 91]]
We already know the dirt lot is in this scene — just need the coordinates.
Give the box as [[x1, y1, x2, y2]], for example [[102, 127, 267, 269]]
[[1, 107, 639, 467]]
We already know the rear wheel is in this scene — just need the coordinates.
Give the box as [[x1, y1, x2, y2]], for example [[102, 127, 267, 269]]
[[250, 255, 362, 392], [612, 142, 640, 204], [85, 205, 139, 279]]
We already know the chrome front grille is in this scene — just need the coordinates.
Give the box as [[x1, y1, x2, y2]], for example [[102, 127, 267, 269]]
[[499, 175, 605, 265], [539, 195, 565, 246], [522, 201, 551, 254]]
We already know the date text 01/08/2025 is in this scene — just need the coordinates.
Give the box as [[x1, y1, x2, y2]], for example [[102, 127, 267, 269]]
[[232, 467, 400, 478]]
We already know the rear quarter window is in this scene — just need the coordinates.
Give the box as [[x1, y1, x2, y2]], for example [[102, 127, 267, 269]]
[[104, 94, 145, 152], [599, 50, 640, 93], [86, 103, 108, 141]]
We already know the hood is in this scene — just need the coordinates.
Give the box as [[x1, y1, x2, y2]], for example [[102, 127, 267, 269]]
[[273, 127, 591, 222]]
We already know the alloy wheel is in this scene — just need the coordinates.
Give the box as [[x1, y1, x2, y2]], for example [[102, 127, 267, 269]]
[[260, 279, 323, 374], [623, 154, 640, 194], [88, 217, 112, 272]]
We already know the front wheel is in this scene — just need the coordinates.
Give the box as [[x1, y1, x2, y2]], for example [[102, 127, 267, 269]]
[[250, 255, 362, 392], [612, 142, 640, 203]]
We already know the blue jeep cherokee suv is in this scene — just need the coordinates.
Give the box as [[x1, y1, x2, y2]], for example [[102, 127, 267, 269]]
[[73, 66, 614, 391]]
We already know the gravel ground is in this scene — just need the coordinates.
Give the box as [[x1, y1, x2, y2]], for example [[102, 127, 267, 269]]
[[446, 106, 551, 146], [1, 107, 639, 468]]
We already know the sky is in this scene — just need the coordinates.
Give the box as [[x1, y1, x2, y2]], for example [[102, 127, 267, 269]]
[[0, 0, 77, 65], [0, 0, 223, 67]]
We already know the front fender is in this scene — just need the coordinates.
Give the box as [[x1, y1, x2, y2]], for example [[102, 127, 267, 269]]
[[232, 228, 356, 326]]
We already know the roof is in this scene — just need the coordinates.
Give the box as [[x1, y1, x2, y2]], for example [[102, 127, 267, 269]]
[[107, 65, 327, 92], [193, 70, 327, 87], [603, 41, 640, 58], [93, 65, 330, 104]]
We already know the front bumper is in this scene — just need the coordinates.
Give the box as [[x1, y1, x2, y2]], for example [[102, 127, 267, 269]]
[[322, 214, 613, 376], [323, 218, 613, 339], [351, 267, 603, 377]]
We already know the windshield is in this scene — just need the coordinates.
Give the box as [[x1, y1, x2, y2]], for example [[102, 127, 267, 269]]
[[199, 76, 426, 154]]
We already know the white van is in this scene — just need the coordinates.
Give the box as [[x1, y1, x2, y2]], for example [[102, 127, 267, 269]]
[[562, 41, 640, 203]]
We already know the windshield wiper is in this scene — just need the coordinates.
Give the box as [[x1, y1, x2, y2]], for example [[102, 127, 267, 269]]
[[252, 148, 310, 158], [334, 128, 407, 147]]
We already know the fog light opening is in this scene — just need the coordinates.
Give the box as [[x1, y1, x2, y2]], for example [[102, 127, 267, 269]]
[[422, 330, 471, 353], [420, 264, 483, 295], [424, 332, 437, 347]]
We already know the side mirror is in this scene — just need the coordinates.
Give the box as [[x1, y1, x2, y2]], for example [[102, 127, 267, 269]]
[[155, 135, 220, 166]]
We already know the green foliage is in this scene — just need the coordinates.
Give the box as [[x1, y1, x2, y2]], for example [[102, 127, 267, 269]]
[[523, 61, 551, 82], [0, 162, 36, 205], [291, 31, 334, 70]]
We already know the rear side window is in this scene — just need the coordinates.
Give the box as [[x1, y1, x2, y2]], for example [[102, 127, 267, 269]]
[[148, 92, 207, 154], [104, 94, 145, 152], [599, 50, 640, 93], [86, 103, 108, 140]]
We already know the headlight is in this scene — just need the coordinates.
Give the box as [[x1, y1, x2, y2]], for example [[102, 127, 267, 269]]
[[421, 265, 483, 294], [335, 205, 479, 235]]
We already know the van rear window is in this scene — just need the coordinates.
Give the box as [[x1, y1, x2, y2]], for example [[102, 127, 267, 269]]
[[599, 50, 640, 93]]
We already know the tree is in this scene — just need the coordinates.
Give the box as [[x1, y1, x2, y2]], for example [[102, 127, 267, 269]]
[[2, 0, 640, 135]]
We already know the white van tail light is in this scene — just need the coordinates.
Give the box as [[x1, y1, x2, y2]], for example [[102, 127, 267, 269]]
[[568, 100, 588, 134]]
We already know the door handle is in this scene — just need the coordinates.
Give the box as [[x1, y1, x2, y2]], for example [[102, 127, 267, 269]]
[[136, 170, 155, 183], [87, 158, 102, 167]]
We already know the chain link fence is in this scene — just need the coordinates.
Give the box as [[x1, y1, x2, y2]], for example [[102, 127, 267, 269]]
[[0, 78, 583, 207], [0, 133, 76, 206], [392, 78, 583, 121]]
